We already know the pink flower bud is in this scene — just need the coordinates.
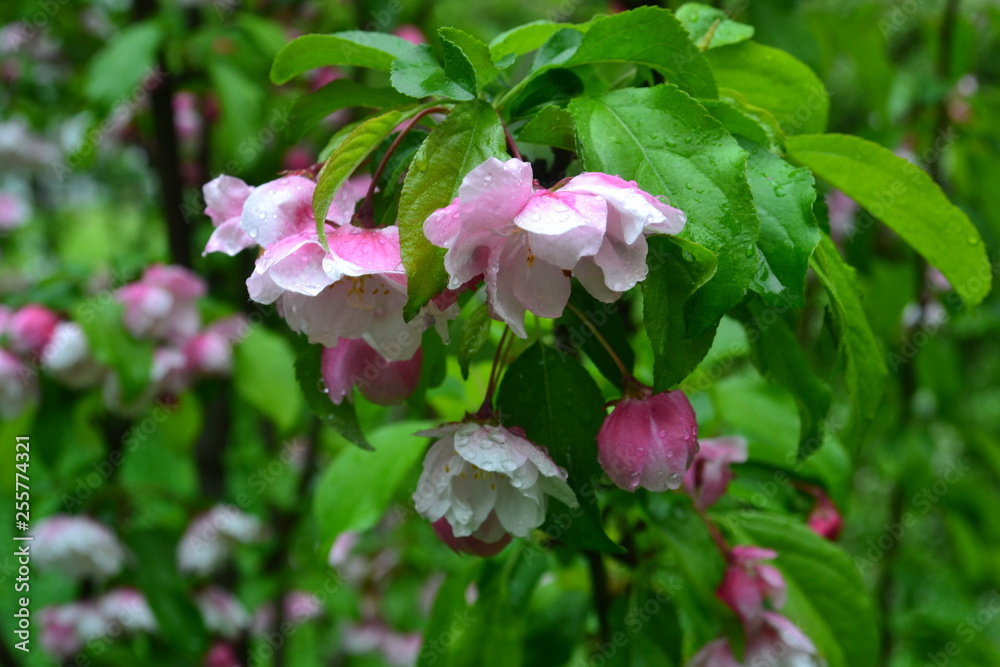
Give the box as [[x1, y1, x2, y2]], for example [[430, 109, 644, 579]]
[[184, 331, 233, 376], [807, 490, 843, 541], [320, 338, 423, 406], [432, 517, 512, 557], [393, 24, 426, 44], [718, 546, 786, 633], [597, 389, 699, 492], [8, 304, 59, 356], [683, 436, 748, 509], [204, 642, 242, 667]]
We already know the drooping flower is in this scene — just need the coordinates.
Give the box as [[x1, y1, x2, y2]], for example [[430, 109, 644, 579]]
[[413, 423, 577, 547], [7, 304, 59, 356], [597, 388, 699, 492], [194, 587, 251, 639], [684, 436, 749, 509], [718, 546, 787, 633], [178, 505, 264, 577], [203, 175, 255, 256], [806, 490, 843, 541], [117, 264, 206, 342], [432, 516, 512, 557], [321, 337, 423, 406], [424, 157, 685, 336], [32, 515, 127, 581], [689, 612, 825, 667]]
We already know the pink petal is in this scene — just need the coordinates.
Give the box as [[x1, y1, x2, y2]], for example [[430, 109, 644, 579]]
[[240, 175, 315, 247], [593, 229, 650, 292], [515, 190, 607, 270], [204, 175, 253, 227], [204, 219, 255, 256]]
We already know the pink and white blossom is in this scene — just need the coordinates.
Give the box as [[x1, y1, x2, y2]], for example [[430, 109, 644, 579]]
[[424, 157, 685, 336], [7, 304, 59, 356], [194, 587, 251, 639], [321, 337, 423, 406], [597, 389, 699, 492], [689, 612, 824, 667], [40, 603, 91, 660], [718, 546, 787, 633], [178, 505, 264, 576], [0, 190, 29, 230], [0, 348, 37, 419], [251, 591, 322, 634], [41, 321, 104, 388], [96, 588, 158, 633], [117, 265, 206, 342], [203, 175, 255, 256], [684, 436, 749, 509], [413, 423, 577, 545], [32, 515, 127, 581]]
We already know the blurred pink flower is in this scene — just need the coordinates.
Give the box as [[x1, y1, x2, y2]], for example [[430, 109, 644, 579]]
[[684, 436, 748, 509], [806, 490, 843, 541], [32, 515, 126, 581], [178, 505, 264, 577], [41, 322, 104, 389], [0, 190, 29, 230], [7, 304, 59, 357], [117, 265, 206, 342], [393, 24, 426, 44], [194, 587, 251, 639], [718, 546, 786, 633]]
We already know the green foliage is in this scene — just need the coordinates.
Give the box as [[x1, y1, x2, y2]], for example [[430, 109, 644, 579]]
[[234, 325, 303, 432], [676, 2, 755, 50], [296, 345, 371, 450], [84, 21, 163, 108], [74, 300, 153, 405], [270, 32, 419, 83]]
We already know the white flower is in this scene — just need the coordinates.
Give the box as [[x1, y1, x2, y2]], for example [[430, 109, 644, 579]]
[[41, 322, 104, 389], [177, 505, 264, 577], [96, 588, 157, 633], [413, 423, 577, 541], [32, 515, 126, 581], [194, 587, 251, 639]]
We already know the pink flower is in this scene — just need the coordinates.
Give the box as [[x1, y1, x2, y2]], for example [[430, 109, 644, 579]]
[[173, 91, 202, 143], [321, 337, 422, 406], [32, 515, 126, 581], [718, 546, 787, 633], [807, 491, 843, 541], [251, 591, 322, 634], [7, 304, 59, 356], [40, 603, 90, 660], [0, 190, 29, 230], [117, 265, 205, 341], [689, 612, 823, 667], [96, 588, 157, 633], [194, 587, 251, 639], [183, 318, 244, 377], [393, 24, 426, 44], [204, 642, 242, 667], [203, 175, 255, 256], [0, 348, 37, 419], [42, 322, 104, 388], [413, 423, 577, 544], [342, 622, 422, 666], [684, 436, 749, 509], [432, 517, 512, 557], [597, 389, 699, 492], [178, 505, 264, 576], [424, 158, 684, 336], [328, 531, 359, 568]]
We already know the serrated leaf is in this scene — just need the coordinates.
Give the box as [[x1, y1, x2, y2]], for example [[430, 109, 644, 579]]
[[498, 343, 624, 554], [290, 80, 415, 140], [517, 104, 576, 151], [312, 107, 418, 247], [787, 133, 992, 306], [743, 139, 820, 308], [440, 27, 499, 89], [570, 85, 760, 335], [399, 101, 507, 320], [270, 31, 419, 83], [313, 420, 433, 552], [458, 302, 493, 380], [643, 236, 719, 390], [706, 41, 828, 135], [390, 44, 477, 100], [295, 345, 371, 450], [676, 2, 755, 49], [810, 234, 886, 437]]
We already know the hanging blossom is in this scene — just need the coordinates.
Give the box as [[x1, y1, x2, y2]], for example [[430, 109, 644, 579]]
[[684, 436, 749, 509], [690, 546, 825, 667], [32, 515, 127, 581], [597, 388, 699, 493], [424, 157, 686, 336], [320, 337, 423, 406], [413, 423, 577, 555], [204, 173, 455, 360]]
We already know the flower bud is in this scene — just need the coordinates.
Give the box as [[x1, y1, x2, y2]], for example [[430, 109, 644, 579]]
[[432, 517, 511, 557], [321, 338, 423, 406], [683, 436, 748, 509], [807, 490, 843, 541], [718, 546, 786, 633], [597, 389, 699, 492], [8, 304, 59, 356]]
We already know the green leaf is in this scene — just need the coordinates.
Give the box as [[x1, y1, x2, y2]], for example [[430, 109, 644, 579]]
[[507, 68, 584, 119], [742, 298, 832, 455], [743, 139, 820, 308], [706, 41, 828, 135], [556, 282, 635, 389], [489, 20, 586, 62], [561, 7, 716, 98], [729, 513, 880, 667], [810, 234, 887, 436], [439, 27, 500, 89], [313, 420, 433, 552], [451, 556, 527, 666], [399, 100, 507, 319], [570, 85, 760, 335], [290, 80, 415, 140], [84, 21, 162, 107], [270, 31, 419, 83], [390, 44, 476, 100], [676, 2, 755, 49], [418, 564, 481, 667], [233, 326, 303, 432], [208, 60, 266, 170], [498, 343, 624, 553], [313, 107, 418, 247], [643, 237, 719, 390], [787, 133, 992, 306], [517, 104, 576, 151], [458, 302, 493, 380], [700, 91, 786, 151], [74, 300, 153, 405], [295, 345, 371, 450]]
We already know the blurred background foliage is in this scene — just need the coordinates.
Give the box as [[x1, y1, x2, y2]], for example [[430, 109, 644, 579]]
[[2, 0, 1000, 665]]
